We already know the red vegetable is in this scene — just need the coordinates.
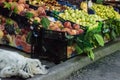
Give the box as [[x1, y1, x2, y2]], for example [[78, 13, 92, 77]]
[[78, 29, 84, 34], [73, 24, 80, 30], [64, 22, 72, 29]]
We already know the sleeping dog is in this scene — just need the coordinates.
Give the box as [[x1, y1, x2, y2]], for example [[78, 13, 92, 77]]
[[0, 49, 48, 79]]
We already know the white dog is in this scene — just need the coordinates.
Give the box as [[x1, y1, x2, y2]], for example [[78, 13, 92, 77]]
[[0, 49, 48, 79]]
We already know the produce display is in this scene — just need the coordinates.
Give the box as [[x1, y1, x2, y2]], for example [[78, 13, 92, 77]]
[[0, 0, 120, 62], [0, 15, 31, 53], [48, 21, 84, 35], [29, 0, 69, 11], [59, 9, 103, 28], [92, 4, 120, 19], [0, 0, 85, 36], [0, 0, 85, 59], [0, 0, 46, 22]]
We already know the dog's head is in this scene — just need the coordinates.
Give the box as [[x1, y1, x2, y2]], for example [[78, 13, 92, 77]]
[[26, 59, 48, 75]]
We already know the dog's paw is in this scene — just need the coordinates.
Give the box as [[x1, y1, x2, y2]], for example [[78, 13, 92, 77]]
[[21, 73, 34, 79], [22, 74, 30, 78]]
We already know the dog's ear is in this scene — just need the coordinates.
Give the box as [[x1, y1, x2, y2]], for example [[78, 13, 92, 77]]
[[25, 60, 34, 76]]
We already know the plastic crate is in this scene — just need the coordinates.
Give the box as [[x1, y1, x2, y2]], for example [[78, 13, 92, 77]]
[[31, 28, 66, 63], [31, 25, 86, 64]]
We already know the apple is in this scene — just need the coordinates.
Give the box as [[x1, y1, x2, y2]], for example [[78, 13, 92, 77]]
[[69, 29, 77, 35], [62, 28, 71, 32], [63, 22, 72, 29], [73, 24, 80, 30], [78, 29, 84, 34], [17, 4, 25, 13], [24, 4, 29, 9], [49, 24, 59, 31], [0, 0, 5, 3], [37, 7, 46, 16]]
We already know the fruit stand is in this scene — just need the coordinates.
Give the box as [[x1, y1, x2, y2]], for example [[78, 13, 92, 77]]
[[0, 0, 120, 64]]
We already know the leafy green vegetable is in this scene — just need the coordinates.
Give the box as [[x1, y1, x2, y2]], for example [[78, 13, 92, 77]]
[[103, 18, 120, 40], [6, 19, 14, 25], [15, 28, 21, 34], [75, 44, 83, 54], [26, 32, 32, 44], [41, 17, 50, 29], [87, 49, 94, 60], [65, 35, 74, 39], [4, 2, 11, 10], [94, 34, 104, 46], [111, 30, 116, 39], [25, 12, 34, 19], [33, 20, 39, 25], [13, 7, 18, 14]]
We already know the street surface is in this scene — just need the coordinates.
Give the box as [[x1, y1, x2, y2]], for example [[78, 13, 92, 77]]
[[65, 50, 120, 80]]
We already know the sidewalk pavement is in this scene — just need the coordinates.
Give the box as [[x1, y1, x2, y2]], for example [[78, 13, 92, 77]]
[[66, 50, 120, 80]]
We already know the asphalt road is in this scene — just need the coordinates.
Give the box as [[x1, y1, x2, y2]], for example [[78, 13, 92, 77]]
[[65, 50, 120, 80]]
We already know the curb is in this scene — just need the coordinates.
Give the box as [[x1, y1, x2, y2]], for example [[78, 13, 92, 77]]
[[28, 39, 120, 80]]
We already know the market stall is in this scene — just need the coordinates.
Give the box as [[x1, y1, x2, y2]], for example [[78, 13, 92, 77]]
[[0, 0, 120, 64]]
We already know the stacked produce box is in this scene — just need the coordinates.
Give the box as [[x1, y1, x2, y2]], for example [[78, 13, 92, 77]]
[[0, 0, 120, 63]]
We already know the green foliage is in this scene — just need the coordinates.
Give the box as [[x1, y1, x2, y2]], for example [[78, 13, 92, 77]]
[[82, 21, 104, 59], [87, 49, 94, 60], [74, 34, 94, 60], [4, 2, 11, 10], [65, 35, 74, 40], [6, 19, 14, 25], [33, 20, 39, 25], [15, 28, 21, 34], [41, 17, 50, 29], [25, 12, 34, 19], [13, 7, 18, 14], [3, 2, 18, 13], [75, 44, 83, 54], [26, 31, 32, 44], [103, 18, 120, 40], [94, 34, 104, 46]]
